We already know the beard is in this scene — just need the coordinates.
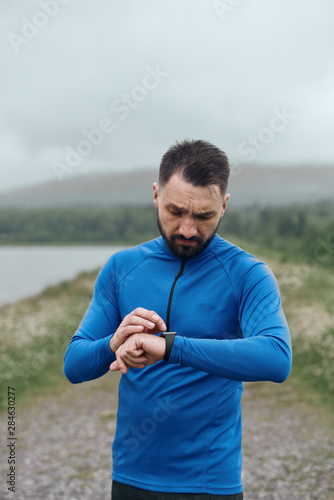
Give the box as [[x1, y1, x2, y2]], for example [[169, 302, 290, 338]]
[[157, 213, 220, 260]]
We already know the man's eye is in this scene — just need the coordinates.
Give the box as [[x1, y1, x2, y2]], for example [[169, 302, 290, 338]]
[[170, 210, 181, 216], [197, 214, 212, 220]]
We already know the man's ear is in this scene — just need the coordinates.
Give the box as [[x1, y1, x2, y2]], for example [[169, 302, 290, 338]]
[[153, 182, 159, 208], [220, 193, 230, 217]]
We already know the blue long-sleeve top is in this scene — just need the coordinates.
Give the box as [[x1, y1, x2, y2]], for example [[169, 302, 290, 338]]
[[64, 235, 292, 495]]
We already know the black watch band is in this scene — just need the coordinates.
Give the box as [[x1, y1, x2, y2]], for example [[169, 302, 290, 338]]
[[160, 332, 176, 362]]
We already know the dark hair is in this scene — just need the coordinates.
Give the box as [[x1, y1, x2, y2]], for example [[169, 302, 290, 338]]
[[159, 139, 230, 195]]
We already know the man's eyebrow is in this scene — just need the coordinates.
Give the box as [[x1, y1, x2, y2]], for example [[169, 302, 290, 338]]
[[166, 203, 216, 217], [166, 203, 186, 212]]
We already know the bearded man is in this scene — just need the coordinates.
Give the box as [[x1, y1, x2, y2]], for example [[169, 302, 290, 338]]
[[64, 139, 292, 500]]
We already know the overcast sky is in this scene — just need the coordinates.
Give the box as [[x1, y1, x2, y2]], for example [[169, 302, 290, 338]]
[[1, 0, 333, 191]]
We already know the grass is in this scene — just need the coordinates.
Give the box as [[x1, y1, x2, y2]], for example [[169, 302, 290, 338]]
[[0, 239, 333, 414], [246, 242, 334, 407], [0, 270, 99, 412]]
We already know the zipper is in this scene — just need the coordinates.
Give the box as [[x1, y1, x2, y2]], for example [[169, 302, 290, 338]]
[[166, 260, 185, 331]]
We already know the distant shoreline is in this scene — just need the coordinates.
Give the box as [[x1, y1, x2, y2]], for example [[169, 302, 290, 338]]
[[0, 244, 127, 308]]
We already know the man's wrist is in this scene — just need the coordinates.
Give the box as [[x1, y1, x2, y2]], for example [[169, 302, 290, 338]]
[[160, 332, 176, 361], [109, 334, 117, 353]]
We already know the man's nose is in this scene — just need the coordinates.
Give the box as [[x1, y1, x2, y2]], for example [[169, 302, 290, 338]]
[[179, 217, 198, 239]]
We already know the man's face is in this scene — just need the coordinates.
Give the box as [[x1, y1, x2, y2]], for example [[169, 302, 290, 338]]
[[153, 173, 229, 260]]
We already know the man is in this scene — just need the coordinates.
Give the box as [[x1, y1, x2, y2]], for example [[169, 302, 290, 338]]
[[64, 139, 292, 500]]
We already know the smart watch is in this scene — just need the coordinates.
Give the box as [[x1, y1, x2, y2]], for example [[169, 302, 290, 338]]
[[160, 332, 176, 362]]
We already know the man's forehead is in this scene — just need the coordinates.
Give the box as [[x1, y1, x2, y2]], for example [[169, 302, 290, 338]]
[[161, 173, 222, 199], [160, 176, 222, 213]]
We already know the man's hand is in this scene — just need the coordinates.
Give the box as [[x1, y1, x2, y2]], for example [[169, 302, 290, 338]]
[[109, 307, 166, 354], [110, 333, 166, 374]]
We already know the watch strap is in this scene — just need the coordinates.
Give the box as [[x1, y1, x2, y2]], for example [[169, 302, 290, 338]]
[[160, 332, 176, 362]]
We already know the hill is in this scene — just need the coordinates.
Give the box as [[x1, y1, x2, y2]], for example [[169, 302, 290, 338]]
[[0, 165, 333, 208]]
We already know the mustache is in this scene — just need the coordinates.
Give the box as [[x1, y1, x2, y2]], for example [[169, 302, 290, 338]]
[[171, 234, 203, 243]]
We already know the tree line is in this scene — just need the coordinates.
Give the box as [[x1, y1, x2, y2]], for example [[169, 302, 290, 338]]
[[0, 203, 333, 267]]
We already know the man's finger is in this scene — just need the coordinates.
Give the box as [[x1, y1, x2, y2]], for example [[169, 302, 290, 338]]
[[125, 346, 145, 358], [110, 325, 144, 353], [110, 309, 167, 354], [109, 360, 120, 372], [123, 354, 148, 366], [128, 308, 167, 331], [110, 357, 128, 374], [150, 312, 167, 332]]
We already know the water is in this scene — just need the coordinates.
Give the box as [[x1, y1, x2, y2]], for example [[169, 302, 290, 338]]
[[0, 245, 127, 307]]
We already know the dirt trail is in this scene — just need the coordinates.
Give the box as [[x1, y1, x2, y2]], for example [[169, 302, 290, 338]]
[[1, 375, 333, 500]]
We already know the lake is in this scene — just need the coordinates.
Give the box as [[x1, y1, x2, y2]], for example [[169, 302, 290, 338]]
[[0, 245, 127, 307]]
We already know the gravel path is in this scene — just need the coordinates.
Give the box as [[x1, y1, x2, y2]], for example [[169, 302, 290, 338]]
[[1, 375, 333, 500]]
